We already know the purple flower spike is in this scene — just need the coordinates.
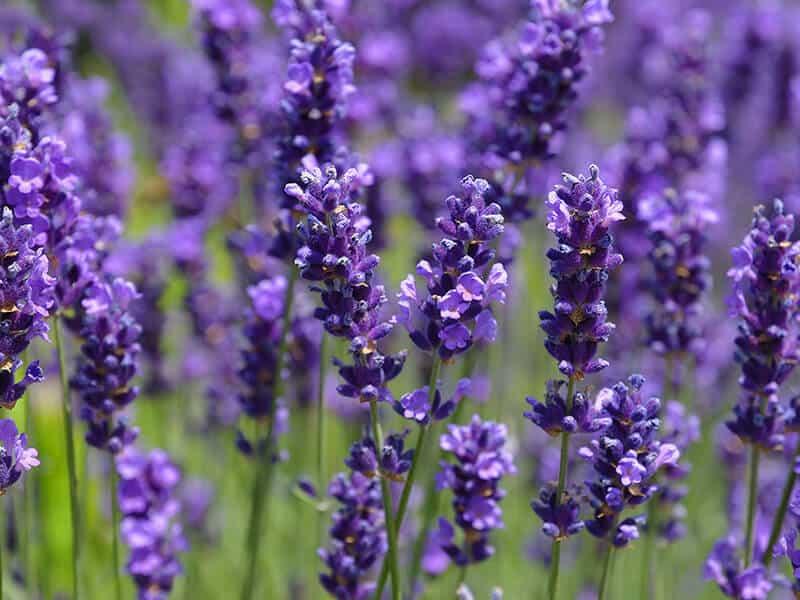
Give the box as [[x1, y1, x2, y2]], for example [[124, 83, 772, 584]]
[[704, 537, 772, 599], [525, 379, 610, 436], [581, 375, 681, 546], [726, 200, 800, 449], [539, 164, 623, 381], [0, 418, 39, 494], [398, 176, 507, 361], [435, 416, 515, 570], [532, 484, 584, 541], [72, 278, 142, 454], [117, 446, 187, 599]]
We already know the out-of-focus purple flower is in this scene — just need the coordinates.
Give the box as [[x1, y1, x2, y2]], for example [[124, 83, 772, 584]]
[[319, 458, 386, 599], [0, 418, 39, 493], [726, 200, 800, 449], [461, 0, 613, 223], [0, 48, 57, 134], [639, 189, 717, 357], [72, 278, 142, 454], [580, 375, 680, 548], [236, 276, 290, 457], [434, 416, 516, 569], [704, 537, 772, 599], [117, 446, 188, 599], [398, 176, 507, 361]]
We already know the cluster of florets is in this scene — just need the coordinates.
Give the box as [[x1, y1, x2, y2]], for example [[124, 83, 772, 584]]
[[191, 0, 264, 159], [704, 537, 772, 600], [433, 416, 516, 568], [397, 176, 507, 361], [71, 278, 142, 453], [579, 375, 680, 548], [726, 200, 800, 448], [0, 418, 40, 494], [639, 189, 718, 356], [461, 0, 613, 222], [319, 453, 387, 600], [117, 447, 188, 600], [525, 379, 609, 437], [0, 47, 57, 134], [0, 207, 53, 407], [345, 430, 413, 482], [273, 0, 355, 197], [236, 275, 289, 456], [539, 164, 624, 380]]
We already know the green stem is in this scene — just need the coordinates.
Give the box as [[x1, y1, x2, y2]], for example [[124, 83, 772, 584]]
[[640, 501, 657, 600], [22, 351, 35, 597], [547, 375, 575, 600], [744, 444, 760, 566], [369, 400, 400, 600], [406, 356, 473, 590], [598, 544, 614, 600], [764, 440, 800, 567], [54, 317, 80, 600], [317, 334, 328, 492], [110, 462, 122, 600], [240, 268, 296, 600], [374, 354, 443, 599]]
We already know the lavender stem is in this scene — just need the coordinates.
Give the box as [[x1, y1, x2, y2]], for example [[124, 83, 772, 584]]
[[763, 441, 800, 567], [240, 268, 297, 600], [374, 354, 443, 599], [744, 444, 761, 566], [54, 317, 80, 600], [369, 399, 401, 600], [548, 375, 575, 600], [110, 461, 122, 600]]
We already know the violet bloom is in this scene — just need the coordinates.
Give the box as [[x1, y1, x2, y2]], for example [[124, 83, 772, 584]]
[[71, 278, 142, 454], [434, 416, 516, 568], [0, 47, 57, 135], [291, 166, 405, 406], [117, 446, 188, 600], [461, 0, 613, 222], [776, 526, 800, 596], [538, 164, 624, 380], [639, 189, 717, 357], [704, 537, 772, 599], [0, 418, 40, 494], [579, 375, 680, 547], [0, 207, 53, 408], [726, 200, 800, 449], [397, 176, 507, 361], [345, 430, 413, 482], [271, 0, 356, 261], [319, 459, 387, 599], [236, 275, 290, 456]]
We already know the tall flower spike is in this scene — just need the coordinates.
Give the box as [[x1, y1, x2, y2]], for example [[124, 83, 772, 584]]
[[236, 275, 290, 456], [540, 164, 624, 380], [726, 199, 800, 448], [433, 416, 516, 569], [0, 418, 40, 494], [704, 537, 772, 599], [117, 446, 188, 599], [397, 175, 507, 361], [319, 450, 387, 599], [579, 375, 680, 548], [640, 189, 717, 357], [71, 278, 142, 454], [461, 0, 613, 223], [0, 207, 54, 408]]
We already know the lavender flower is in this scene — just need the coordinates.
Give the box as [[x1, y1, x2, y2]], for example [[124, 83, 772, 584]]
[[397, 175, 507, 361], [0, 47, 57, 135], [434, 415, 516, 568], [539, 164, 623, 380], [319, 459, 387, 599], [704, 537, 772, 599], [117, 446, 188, 600], [0, 207, 53, 408], [71, 278, 142, 454], [461, 0, 613, 222], [640, 189, 717, 357], [726, 200, 800, 448], [345, 430, 413, 482], [0, 418, 39, 493], [236, 275, 290, 456], [579, 375, 680, 547]]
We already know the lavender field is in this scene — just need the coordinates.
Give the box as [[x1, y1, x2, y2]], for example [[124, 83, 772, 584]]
[[0, 0, 797, 598]]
